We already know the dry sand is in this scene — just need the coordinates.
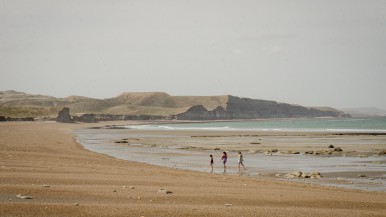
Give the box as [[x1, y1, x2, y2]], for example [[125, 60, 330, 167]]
[[1, 121, 386, 217]]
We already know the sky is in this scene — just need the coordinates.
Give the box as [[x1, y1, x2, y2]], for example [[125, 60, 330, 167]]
[[1, 0, 386, 110]]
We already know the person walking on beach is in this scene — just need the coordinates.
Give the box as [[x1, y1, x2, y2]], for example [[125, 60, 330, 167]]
[[238, 151, 246, 172], [221, 152, 227, 173], [209, 154, 214, 173]]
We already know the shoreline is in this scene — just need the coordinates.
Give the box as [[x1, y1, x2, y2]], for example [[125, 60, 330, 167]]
[[1, 121, 386, 216], [75, 124, 386, 192]]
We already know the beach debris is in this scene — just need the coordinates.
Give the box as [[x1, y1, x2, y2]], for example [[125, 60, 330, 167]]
[[358, 174, 367, 178], [42, 184, 50, 188], [113, 189, 117, 192], [250, 142, 261, 144], [157, 188, 173, 194], [130, 186, 135, 189], [74, 203, 79, 206], [275, 174, 282, 178], [114, 140, 128, 144], [123, 186, 128, 189], [358, 155, 368, 158], [224, 204, 233, 207], [214, 147, 220, 150], [270, 148, 279, 153], [334, 147, 343, 152], [264, 151, 272, 156], [248, 150, 257, 154], [292, 152, 300, 154], [305, 151, 314, 155], [16, 194, 32, 199], [328, 145, 335, 148], [137, 196, 141, 200]]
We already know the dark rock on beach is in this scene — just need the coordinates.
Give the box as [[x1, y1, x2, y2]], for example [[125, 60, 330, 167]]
[[56, 107, 73, 123]]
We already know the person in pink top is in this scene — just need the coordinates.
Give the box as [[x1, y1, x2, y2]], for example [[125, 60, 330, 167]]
[[220, 152, 227, 173]]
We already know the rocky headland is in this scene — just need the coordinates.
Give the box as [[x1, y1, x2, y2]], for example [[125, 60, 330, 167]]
[[1, 90, 349, 122]]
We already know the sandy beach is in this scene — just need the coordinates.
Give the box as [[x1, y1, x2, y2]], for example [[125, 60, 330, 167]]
[[1, 121, 386, 217]]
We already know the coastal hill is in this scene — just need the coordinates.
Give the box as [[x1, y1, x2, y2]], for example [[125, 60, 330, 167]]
[[341, 107, 386, 117], [0, 90, 347, 120]]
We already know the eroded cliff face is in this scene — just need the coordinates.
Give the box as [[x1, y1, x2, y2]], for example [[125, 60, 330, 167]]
[[176, 96, 347, 120], [176, 105, 226, 120]]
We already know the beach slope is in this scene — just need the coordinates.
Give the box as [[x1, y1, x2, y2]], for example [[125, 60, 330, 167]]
[[1, 122, 385, 217]]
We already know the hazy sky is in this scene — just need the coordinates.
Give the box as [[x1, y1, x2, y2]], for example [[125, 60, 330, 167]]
[[1, 0, 386, 109]]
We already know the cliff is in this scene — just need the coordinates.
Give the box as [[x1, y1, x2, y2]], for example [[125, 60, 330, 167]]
[[1, 90, 348, 120], [176, 96, 347, 120]]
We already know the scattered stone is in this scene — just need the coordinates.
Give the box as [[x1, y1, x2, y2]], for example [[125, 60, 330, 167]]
[[113, 189, 117, 192], [250, 142, 261, 144], [264, 151, 272, 156], [137, 196, 141, 200], [74, 203, 79, 206], [224, 204, 233, 207], [377, 150, 386, 155], [328, 145, 335, 148], [310, 172, 322, 179], [158, 189, 173, 194], [214, 147, 220, 150], [16, 194, 32, 199], [130, 186, 135, 189], [42, 184, 50, 188], [123, 186, 128, 189], [285, 171, 302, 179], [275, 174, 282, 178], [270, 148, 278, 153], [358, 174, 367, 178], [305, 151, 314, 155], [334, 147, 343, 152], [285, 171, 321, 179], [292, 152, 300, 155]]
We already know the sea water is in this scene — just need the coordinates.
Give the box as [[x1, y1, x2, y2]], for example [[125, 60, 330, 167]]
[[127, 117, 386, 132]]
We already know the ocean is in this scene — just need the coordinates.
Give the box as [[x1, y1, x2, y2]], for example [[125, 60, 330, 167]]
[[127, 117, 386, 132]]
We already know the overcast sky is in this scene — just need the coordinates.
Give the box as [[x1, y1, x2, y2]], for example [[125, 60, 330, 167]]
[[1, 0, 386, 109]]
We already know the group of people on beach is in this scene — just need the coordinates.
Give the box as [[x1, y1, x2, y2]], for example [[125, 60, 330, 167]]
[[209, 151, 246, 173]]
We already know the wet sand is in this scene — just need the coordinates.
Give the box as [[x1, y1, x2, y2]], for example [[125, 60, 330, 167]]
[[1, 121, 386, 217], [76, 126, 386, 192]]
